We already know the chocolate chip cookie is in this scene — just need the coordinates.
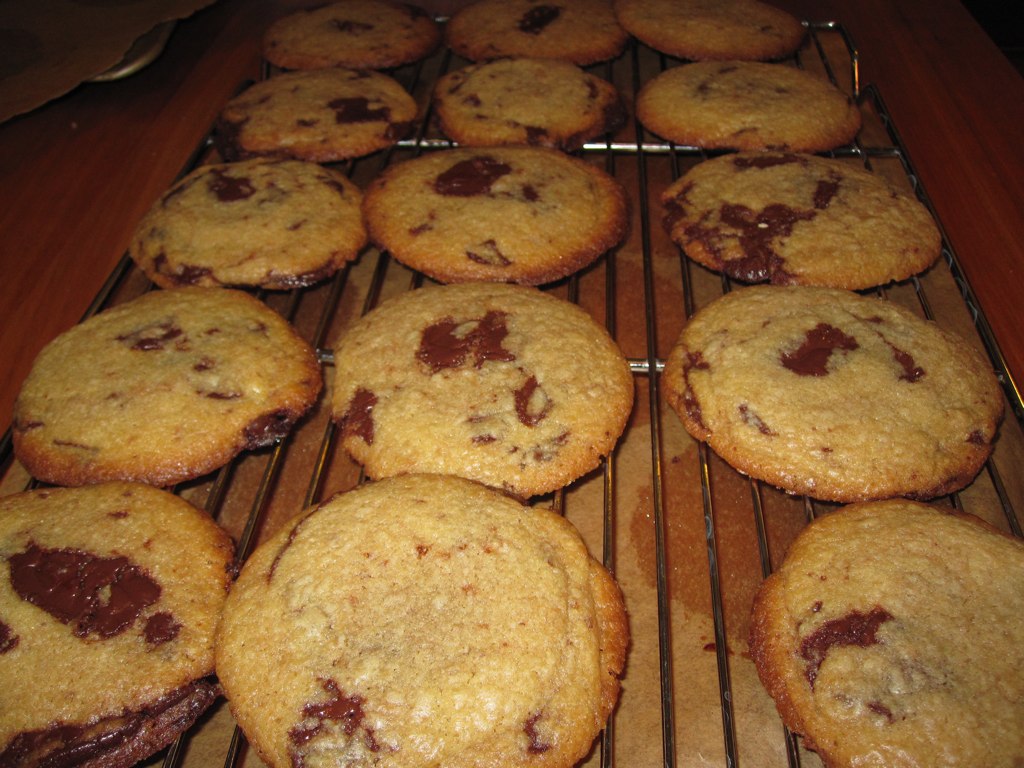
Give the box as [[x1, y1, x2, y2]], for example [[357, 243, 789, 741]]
[[263, 0, 441, 71], [130, 158, 367, 290], [661, 285, 1003, 502], [330, 283, 634, 498], [751, 499, 1024, 767], [13, 287, 322, 487], [215, 68, 417, 162], [445, 0, 629, 65], [0, 482, 234, 768], [637, 61, 861, 151], [614, 0, 806, 61], [362, 146, 628, 285], [661, 152, 941, 289], [216, 473, 628, 768], [432, 57, 625, 151]]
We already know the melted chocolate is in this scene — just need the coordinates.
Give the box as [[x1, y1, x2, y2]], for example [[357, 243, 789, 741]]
[[208, 169, 256, 202], [417, 311, 516, 373], [681, 351, 710, 433], [713, 201, 813, 282], [116, 322, 185, 352], [144, 611, 181, 645], [434, 156, 512, 197], [813, 177, 841, 209], [887, 342, 925, 382], [518, 5, 560, 34], [9, 543, 161, 639], [242, 409, 295, 449], [466, 239, 512, 266], [288, 680, 379, 766], [340, 387, 378, 444], [738, 403, 775, 435], [800, 606, 893, 687], [0, 680, 216, 768], [0, 620, 18, 654], [514, 375, 551, 427], [732, 153, 800, 170], [524, 713, 551, 753], [781, 323, 859, 376], [327, 97, 390, 124]]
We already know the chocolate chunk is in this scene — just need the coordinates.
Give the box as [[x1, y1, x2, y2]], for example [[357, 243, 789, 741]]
[[781, 323, 859, 376], [518, 5, 560, 34], [813, 176, 841, 209], [334, 19, 373, 33], [242, 409, 295, 448], [466, 239, 512, 266], [525, 126, 549, 144], [328, 97, 391, 124], [711, 201, 814, 282], [524, 713, 551, 753], [738, 403, 775, 435], [800, 606, 893, 687], [289, 680, 379, 760], [116, 321, 186, 351], [144, 611, 181, 645], [887, 342, 925, 382], [514, 375, 551, 427], [417, 311, 516, 373], [208, 169, 256, 202], [340, 387, 377, 444], [681, 351, 710, 433], [434, 156, 512, 197], [8, 543, 161, 639], [0, 620, 18, 654], [966, 430, 989, 446]]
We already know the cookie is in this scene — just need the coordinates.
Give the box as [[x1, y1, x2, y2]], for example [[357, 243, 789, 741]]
[[661, 152, 941, 289], [215, 68, 417, 163], [262, 0, 441, 71], [330, 283, 634, 498], [432, 57, 626, 151], [614, 0, 805, 61], [216, 473, 628, 768], [0, 482, 234, 768], [661, 285, 1003, 502], [13, 287, 322, 487], [445, 0, 629, 65], [637, 61, 862, 152], [750, 499, 1024, 767], [129, 158, 367, 290], [362, 146, 628, 285]]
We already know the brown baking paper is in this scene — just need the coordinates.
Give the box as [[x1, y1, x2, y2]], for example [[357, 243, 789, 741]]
[[0, 0, 216, 124]]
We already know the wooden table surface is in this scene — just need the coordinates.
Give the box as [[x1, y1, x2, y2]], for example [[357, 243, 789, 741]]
[[1, 0, 1022, 431]]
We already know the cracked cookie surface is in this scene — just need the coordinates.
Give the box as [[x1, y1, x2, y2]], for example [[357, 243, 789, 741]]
[[262, 0, 441, 70], [0, 482, 234, 768], [13, 287, 322, 487], [433, 58, 625, 151], [661, 152, 941, 289], [750, 499, 1024, 767], [330, 283, 633, 497], [637, 61, 861, 151], [614, 0, 805, 61], [130, 158, 366, 290], [215, 68, 417, 162], [661, 285, 1003, 502], [216, 473, 628, 768], [362, 146, 628, 285], [445, 0, 628, 65]]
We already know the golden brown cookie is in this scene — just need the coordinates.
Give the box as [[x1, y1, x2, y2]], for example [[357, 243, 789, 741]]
[[263, 0, 441, 70], [0, 482, 234, 768], [362, 146, 628, 285], [445, 0, 629, 65], [432, 58, 625, 151], [661, 285, 1003, 502], [614, 0, 805, 61], [637, 61, 861, 152], [215, 68, 417, 162], [331, 283, 634, 498], [130, 158, 367, 290], [13, 287, 322, 487], [216, 473, 628, 768], [751, 499, 1024, 767], [661, 152, 941, 289]]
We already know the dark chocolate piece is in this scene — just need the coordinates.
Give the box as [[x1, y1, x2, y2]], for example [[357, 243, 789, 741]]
[[340, 387, 378, 444], [781, 323, 859, 376], [417, 311, 516, 373], [800, 606, 893, 687], [518, 5, 560, 34], [434, 156, 512, 197]]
